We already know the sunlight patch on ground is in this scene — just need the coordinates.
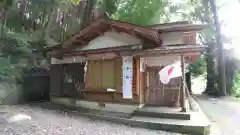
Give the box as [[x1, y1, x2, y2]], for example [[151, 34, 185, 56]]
[[192, 75, 206, 94], [8, 113, 31, 122]]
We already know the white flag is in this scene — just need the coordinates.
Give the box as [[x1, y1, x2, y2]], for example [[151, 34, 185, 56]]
[[158, 61, 182, 84]]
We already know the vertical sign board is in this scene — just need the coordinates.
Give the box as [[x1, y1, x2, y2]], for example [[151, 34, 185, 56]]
[[122, 56, 133, 99]]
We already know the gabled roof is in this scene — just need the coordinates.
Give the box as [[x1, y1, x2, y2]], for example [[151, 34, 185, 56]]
[[46, 18, 207, 58], [132, 44, 206, 57], [147, 21, 190, 28], [51, 17, 162, 57], [147, 21, 208, 32]]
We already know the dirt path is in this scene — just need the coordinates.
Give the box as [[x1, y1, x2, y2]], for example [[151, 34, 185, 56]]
[[0, 104, 184, 135], [192, 76, 240, 134], [195, 95, 240, 135]]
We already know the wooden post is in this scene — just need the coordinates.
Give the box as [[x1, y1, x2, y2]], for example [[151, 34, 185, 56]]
[[136, 57, 140, 95], [139, 58, 145, 105], [180, 55, 186, 112], [146, 71, 150, 103]]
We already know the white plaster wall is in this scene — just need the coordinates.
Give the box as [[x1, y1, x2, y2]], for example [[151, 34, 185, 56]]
[[162, 32, 184, 45], [79, 31, 142, 51], [143, 56, 180, 67]]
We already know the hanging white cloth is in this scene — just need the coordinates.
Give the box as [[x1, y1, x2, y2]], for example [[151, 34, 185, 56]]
[[158, 61, 182, 84], [122, 56, 133, 99]]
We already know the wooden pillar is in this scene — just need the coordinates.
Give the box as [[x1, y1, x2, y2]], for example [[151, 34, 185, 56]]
[[180, 55, 187, 112], [139, 58, 145, 105], [145, 71, 150, 103], [136, 57, 140, 95], [135, 57, 142, 105]]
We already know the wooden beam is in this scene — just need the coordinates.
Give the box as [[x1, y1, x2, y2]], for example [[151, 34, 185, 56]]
[[132, 49, 203, 57], [72, 39, 88, 45], [63, 44, 141, 57]]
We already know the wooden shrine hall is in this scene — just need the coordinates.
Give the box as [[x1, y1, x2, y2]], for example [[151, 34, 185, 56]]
[[46, 16, 206, 113]]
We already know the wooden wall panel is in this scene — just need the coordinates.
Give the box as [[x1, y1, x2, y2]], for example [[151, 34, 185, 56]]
[[86, 60, 101, 89], [101, 59, 115, 89], [84, 57, 141, 103], [95, 61, 102, 89], [183, 32, 196, 44], [145, 67, 181, 107], [115, 58, 122, 92], [86, 58, 122, 91], [165, 77, 181, 88]]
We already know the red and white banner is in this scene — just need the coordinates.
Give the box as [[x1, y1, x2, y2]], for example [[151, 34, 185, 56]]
[[158, 61, 182, 84]]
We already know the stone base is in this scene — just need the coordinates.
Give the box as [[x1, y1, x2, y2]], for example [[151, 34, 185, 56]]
[[50, 96, 210, 135], [51, 97, 140, 118]]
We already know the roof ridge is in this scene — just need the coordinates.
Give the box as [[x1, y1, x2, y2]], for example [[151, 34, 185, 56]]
[[146, 21, 190, 28]]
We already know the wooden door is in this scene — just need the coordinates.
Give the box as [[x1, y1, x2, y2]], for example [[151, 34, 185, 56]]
[[145, 69, 164, 105], [145, 67, 181, 106]]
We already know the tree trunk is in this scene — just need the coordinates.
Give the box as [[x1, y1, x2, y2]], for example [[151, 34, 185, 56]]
[[197, 0, 219, 96], [80, 0, 97, 28], [0, 7, 6, 38], [204, 45, 218, 95], [225, 51, 236, 95], [210, 0, 227, 96]]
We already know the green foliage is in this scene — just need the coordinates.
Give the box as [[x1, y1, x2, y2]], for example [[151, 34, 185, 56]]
[[233, 71, 240, 98], [190, 56, 207, 77], [0, 57, 19, 82], [112, 0, 169, 25], [99, 0, 119, 16], [0, 0, 13, 7], [69, 0, 81, 5], [0, 0, 218, 90]]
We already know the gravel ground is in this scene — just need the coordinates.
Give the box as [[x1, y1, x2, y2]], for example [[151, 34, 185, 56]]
[[197, 95, 240, 135], [192, 76, 240, 135], [0, 105, 184, 135], [195, 95, 240, 135]]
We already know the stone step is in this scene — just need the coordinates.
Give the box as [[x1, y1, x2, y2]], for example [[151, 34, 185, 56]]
[[130, 113, 210, 135], [134, 106, 191, 120], [80, 111, 210, 135]]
